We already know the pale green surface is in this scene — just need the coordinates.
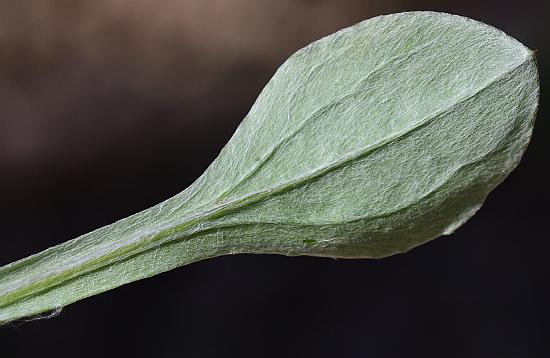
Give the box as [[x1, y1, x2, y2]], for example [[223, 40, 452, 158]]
[[0, 11, 539, 323]]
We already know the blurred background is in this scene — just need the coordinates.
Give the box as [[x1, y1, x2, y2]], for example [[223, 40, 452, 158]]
[[0, 0, 548, 357]]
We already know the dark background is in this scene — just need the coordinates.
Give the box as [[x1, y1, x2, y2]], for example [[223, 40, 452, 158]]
[[0, 1, 548, 357]]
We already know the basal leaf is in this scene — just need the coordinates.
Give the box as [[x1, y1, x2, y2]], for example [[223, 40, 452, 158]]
[[0, 11, 539, 323]]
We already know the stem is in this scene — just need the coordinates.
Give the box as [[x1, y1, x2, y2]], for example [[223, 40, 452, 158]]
[[0, 199, 226, 323], [0, 177, 304, 324]]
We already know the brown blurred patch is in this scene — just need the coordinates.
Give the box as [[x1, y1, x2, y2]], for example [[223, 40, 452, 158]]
[[0, 0, 376, 169]]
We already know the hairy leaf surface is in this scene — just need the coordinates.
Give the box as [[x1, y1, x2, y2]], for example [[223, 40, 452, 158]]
[[0, 12, 539, 323]]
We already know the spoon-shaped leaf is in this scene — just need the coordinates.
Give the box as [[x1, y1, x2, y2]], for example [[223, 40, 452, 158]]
[[0, 11, 539, 323]]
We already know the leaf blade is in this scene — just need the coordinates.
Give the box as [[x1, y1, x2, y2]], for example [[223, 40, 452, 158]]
[[0, 11, 539, 323]]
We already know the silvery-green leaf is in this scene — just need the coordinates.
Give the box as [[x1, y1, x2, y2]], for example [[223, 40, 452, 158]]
[[0, 11, 539, 323]]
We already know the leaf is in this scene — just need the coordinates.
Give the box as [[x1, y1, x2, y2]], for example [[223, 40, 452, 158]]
[[0, 11, 539, 323]]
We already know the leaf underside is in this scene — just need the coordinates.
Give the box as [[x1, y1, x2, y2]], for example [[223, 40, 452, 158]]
[[0, 11, 539, 323]]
